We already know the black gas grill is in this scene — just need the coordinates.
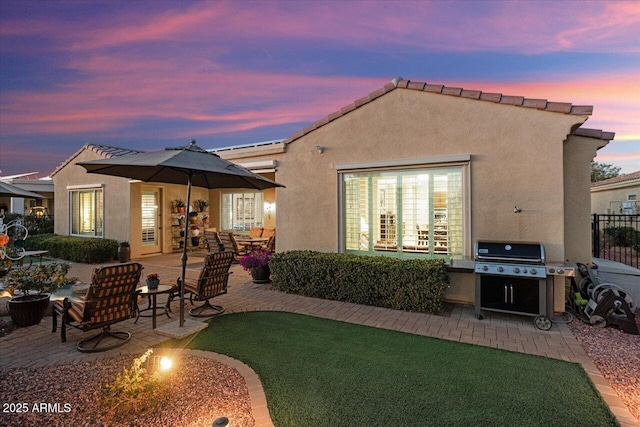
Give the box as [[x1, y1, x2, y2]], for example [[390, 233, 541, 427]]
[[474, 241, 572, 330]]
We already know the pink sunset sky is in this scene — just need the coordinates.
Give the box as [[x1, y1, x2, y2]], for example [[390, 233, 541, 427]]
[[0, 0, 638, 176]]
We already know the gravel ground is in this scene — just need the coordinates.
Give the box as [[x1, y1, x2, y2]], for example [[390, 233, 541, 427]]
[[0, 354, 254, 427], [568, 313, 640, 422]]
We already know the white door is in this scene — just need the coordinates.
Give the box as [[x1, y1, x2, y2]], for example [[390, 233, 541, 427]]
[[141, 190, 161, 254]]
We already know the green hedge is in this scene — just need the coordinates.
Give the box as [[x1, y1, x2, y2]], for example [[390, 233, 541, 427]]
[[24, 234, 119, 263], [269, 251, 449, 314], [604, 226, 640, 251]]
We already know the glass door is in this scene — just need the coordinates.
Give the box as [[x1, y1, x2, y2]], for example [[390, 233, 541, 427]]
[[141, 190, 161, 254]]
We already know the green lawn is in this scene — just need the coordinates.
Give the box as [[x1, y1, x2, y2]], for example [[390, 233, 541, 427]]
[[187, 311, 617, 427]]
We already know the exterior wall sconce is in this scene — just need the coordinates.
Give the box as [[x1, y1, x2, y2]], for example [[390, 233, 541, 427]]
[[314, 145, 324, 154], [514, 206, 522, 213], [264, 202, 274, 219]]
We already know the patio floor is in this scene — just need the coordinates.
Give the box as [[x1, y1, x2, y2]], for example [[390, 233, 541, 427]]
[[0, 251, 637, 426]]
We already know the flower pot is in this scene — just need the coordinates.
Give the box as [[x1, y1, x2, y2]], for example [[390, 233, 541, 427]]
[[146, 279, 159, 290], [117, 244, 131, 263], [250, 265, 271, 284], [8, 294, 50, 327], [191, 236, 200, 247], [189, 216, 198, 224], [177, 207, 185, 214], [191, 228, 200, 236]]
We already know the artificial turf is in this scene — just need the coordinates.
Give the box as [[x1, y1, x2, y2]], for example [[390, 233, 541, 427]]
[[187, 311, 617, 427]]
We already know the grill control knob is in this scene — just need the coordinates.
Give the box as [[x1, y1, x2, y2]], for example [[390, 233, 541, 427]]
[[513, 267, 520, 274], [523, 268, 528, 273], [557, 268, 565, 275], [530, 268, 538, 275], [482, 265, 488, 271], [497, 266, 504, 272]]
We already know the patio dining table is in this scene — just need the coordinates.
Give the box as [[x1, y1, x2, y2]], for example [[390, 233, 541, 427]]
[[235, 237, 269, 252]]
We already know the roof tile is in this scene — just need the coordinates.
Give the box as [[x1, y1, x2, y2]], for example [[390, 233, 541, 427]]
[[461, 90, 481, 99], [407, 81, 426, 91], [545, 102, 572, 113], [500, 96, 525, 106], [442, 87, 463, 96], [479, 92, 502, 102], [522, 99, 548, 109], [424, 84, 444, 93]]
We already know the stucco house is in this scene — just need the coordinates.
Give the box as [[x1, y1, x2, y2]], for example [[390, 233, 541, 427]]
[[52, 77, 614, 312], [591, 170, 640, 215]]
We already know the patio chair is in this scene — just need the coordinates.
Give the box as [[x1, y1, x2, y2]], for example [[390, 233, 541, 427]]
[[217, 231, 245, 261], [204, 230, 223, 253], [52, 262, 143, 353], [261, 235, 276, 252], [177, 251, 234, 317], [248, 226, 263, 238]]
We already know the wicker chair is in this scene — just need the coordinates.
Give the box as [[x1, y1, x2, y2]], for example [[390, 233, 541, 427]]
[[177, 251, 234, 317], [52, 262, 143, 353]]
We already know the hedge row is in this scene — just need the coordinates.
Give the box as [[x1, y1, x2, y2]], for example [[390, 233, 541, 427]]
[[269, 251, 449, 315], [24, 234, 119, 263], [604, 226, 640, 251]]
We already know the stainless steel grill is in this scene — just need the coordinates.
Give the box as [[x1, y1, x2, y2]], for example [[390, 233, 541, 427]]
[[473, 241, 574, 330]]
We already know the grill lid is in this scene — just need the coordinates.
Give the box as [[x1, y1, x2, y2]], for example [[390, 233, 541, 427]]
[[475, 241, 545, 264]]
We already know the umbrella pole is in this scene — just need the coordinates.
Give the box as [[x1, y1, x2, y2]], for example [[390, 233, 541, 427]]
[[179, 173, 194, 328]]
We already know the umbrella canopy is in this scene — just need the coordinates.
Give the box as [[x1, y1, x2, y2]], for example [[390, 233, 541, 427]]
[[0, 181, 44, 199], [78, 140, 284, 328]]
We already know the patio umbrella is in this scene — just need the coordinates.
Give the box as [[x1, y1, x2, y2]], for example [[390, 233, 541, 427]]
[[0, 181, 44, 199], [78, 140, 284, 327]]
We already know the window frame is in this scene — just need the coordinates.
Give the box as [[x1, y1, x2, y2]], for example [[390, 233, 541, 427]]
[[220, 190, 265, 232], [337, 156, 470, 260], [68, 185, 104, 238]]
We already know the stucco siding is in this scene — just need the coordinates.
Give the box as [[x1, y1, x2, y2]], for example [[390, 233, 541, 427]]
[[52, 148, 132, 244], [277, 89, 588, 262]]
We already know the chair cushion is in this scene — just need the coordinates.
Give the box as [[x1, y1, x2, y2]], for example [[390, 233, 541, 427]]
[[249, 226, 263, 238], [262, 227, 276, 238]]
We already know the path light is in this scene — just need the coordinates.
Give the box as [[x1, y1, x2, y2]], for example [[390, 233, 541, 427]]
[[213, 416, 229, 426], [159, 356, 173, 371]]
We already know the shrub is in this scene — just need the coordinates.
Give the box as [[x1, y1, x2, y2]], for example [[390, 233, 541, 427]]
[[604, 226, 640, 251], [2, 213, 54, 235], [24, 234, 119, 263], [269, 251, 449, 314]]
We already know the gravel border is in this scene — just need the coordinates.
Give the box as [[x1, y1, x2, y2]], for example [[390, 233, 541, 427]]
[[0, 353, 255, 427]]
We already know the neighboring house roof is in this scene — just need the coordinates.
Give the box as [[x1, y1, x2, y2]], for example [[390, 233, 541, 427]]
[[51, 143, 144, 177], [283, 77, 595, 145], [592, 170, 640, 190]]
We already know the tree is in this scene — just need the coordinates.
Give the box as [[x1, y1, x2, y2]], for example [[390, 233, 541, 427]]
[[591, 161, 621, 183]]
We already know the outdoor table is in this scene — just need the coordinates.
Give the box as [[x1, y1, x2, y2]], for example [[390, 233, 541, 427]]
[[235, 237, 268, 252], [135, 284, 173, 329], [17, 250, 49, 268]]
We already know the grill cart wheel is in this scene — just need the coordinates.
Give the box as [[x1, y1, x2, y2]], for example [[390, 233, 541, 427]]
[[534, 315, 552, 331]]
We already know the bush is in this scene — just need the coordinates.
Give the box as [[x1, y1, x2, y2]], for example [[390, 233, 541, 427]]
[[604, 226, 640, 251], [269, 251, 449, 314], [2, 213, 54, 235], [24, 234, 119, 263]]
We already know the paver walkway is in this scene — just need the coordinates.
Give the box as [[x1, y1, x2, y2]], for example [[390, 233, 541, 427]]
[[1, 252, 637, 426]]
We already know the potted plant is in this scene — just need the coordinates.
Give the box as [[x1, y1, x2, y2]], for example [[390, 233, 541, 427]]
[[5, 263, 71, 327], [189, 210, 199, 224], [202, 214, 209, 224], [190, 225, 201, 247], [239, 249, 272, 284], [146, 273, 160, 290], [117, 241, 131, 263], [174, 199, 186, 213], [195, 199, 209, 212]]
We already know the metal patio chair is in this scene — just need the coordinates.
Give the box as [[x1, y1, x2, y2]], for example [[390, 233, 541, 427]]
[[52, 262, 143, 353]]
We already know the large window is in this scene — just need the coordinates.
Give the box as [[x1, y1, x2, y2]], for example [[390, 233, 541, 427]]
[[70, 188, 103, 237], [221, 191, 264, 232], [342, 166, 464, 258]]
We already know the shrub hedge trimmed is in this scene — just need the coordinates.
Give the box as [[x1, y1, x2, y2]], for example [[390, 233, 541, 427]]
[[24, 234, 119, 263], [269, 251, 449, 314], [604, 226, 640, 251]]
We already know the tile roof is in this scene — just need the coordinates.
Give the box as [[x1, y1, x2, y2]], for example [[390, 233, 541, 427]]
[[572, 128, 616, 141], [50, 143, 144, 177], [283, 77, 595, 145], [591, 170, 640, 188]]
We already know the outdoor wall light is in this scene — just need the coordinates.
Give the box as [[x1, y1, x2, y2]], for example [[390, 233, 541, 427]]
[[264, 202, 274, 219], [213, 416, 229, 427], [514, 206, 522, 214], [314, 145, 324, 154]]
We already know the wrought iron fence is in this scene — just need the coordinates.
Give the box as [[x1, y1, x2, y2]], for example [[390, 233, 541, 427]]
[[592, 214, 640, 269]]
